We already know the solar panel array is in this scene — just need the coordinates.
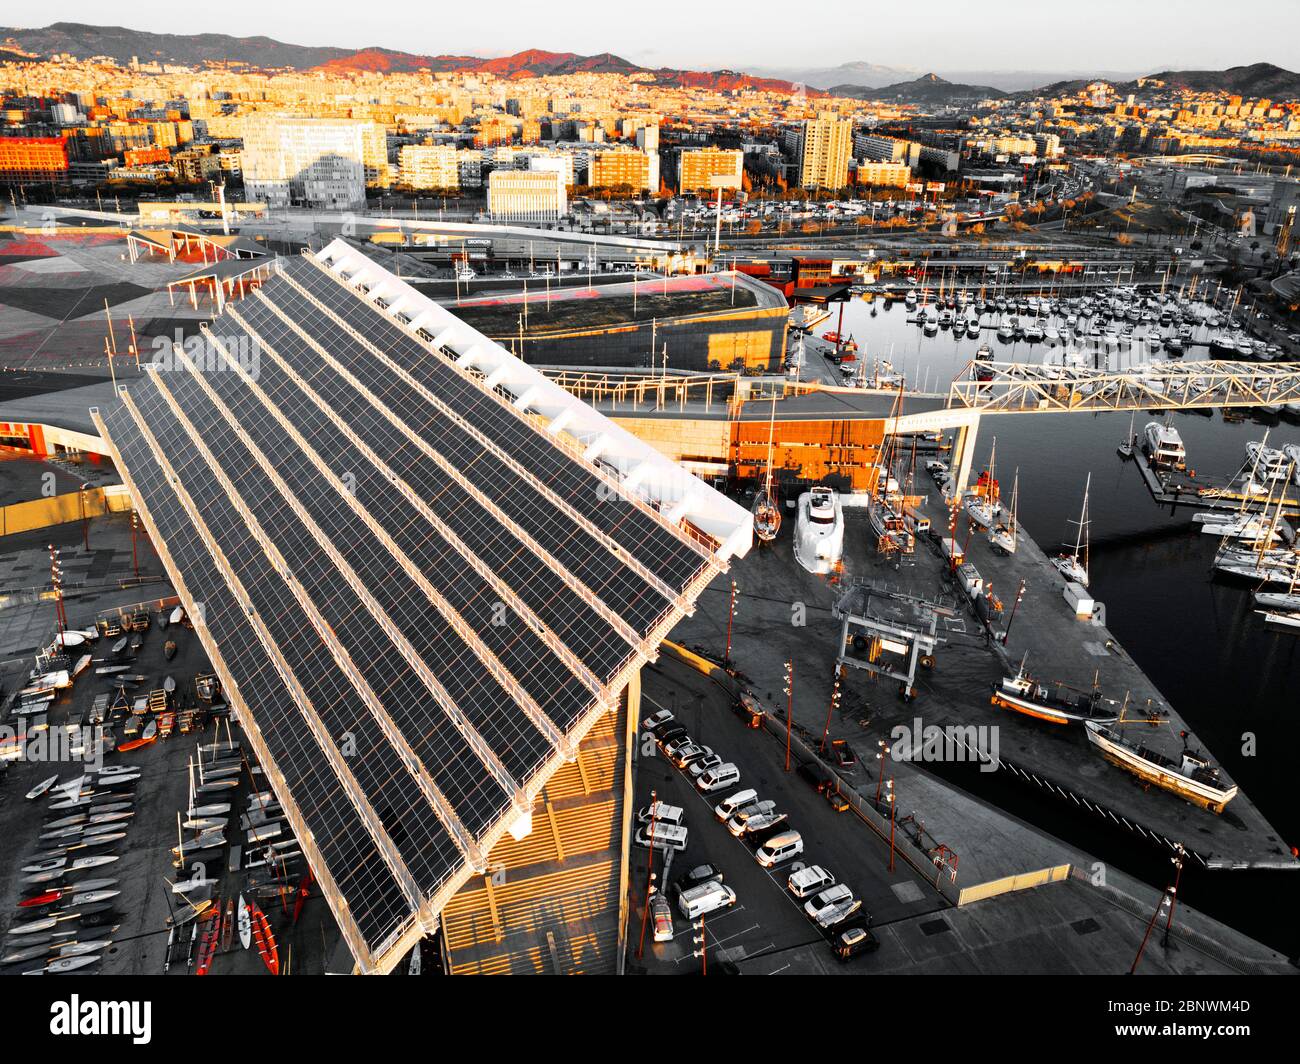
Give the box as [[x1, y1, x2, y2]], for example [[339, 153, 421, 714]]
[[96, 253, 723, 971]]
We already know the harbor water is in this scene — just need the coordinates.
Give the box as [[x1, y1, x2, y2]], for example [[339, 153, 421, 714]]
[[818, 295, 1300, 959]]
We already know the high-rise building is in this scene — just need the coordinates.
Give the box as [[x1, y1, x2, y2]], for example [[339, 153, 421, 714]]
[[398, 144, 460, 190], [240, 116, 377, 210], [487, 169, 566, 222], [678, 148, 744, 194], [798, 114, 852, 190]]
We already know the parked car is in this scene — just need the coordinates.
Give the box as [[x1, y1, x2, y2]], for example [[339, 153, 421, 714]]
[[755, 830, 803, 868], [713, 788, 758, 821], [634, 823, 688, 852], [832, 923, 880, 961], [641, 709, 675, 734], [636, 801, 685, 829], [727, 810, 786, 839], [670, 743, 714, 769], [677, 880, 737, 919], [696, 763, 741, 793], [651, 892, 674, 942], [805, 884, 855, 922], [796, 761, 835, 794], [787, 864, 836, 899], [732, 691, 765, 728], [673, 864, 723, 901], [689, 753, 725, 779], [656, 725, 689, 748]]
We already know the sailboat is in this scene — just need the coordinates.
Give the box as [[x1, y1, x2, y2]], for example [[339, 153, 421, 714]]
[[1117, 411, 1136, 459], [752, 391, 781, 543], [962, 438, 1002, 529], [1053, 473, 1091, 586], [988, 468, 1019, 555]]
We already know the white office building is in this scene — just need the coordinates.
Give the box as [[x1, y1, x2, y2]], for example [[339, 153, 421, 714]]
[[240, 116, 377, 210], [487, 169, 566, 222]]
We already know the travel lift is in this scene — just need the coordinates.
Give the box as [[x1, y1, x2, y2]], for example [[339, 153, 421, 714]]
[[833, 584, 952, 702]]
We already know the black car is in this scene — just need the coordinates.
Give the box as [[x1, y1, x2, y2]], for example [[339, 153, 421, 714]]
[[655, 724, 689, 748], [796, 761, 835, 794], [832, 923, 880, 961], [673, 863, 724, 901]]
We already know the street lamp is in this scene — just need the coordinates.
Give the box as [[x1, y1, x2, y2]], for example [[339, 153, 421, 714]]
[[782, 659, 794, 772], [875, 740, 891, 804], [886, 779, 897, 873], [636, 789, 659, 959], [692, 918, 707, 976], [724, 579, 738, 668], [820, 671, 842, 753]]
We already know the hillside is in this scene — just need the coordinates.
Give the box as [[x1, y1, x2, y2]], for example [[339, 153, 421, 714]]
[[1142, 62, 1300, 98], [834, 73, 1006, 103]]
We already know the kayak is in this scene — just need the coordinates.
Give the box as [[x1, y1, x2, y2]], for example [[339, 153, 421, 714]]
[[237, 895, 251, 949]]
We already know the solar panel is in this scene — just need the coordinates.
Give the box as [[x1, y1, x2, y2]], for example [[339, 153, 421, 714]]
[[94, 239, 744, 972]]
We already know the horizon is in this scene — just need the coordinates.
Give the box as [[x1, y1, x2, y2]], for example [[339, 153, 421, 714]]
[[4, 2, 1299, 82]]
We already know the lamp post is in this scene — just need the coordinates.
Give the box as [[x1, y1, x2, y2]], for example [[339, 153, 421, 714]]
[[635, 789, 659, 960], [875, 741, 891, 804], [886, 778, 897, 873], [724, 580, 738, 668], [79, 483, 90, 551], [783, 659, 794, 772], [1161, 843, 1186, 950], [820, 669, 842, 754], [692, 917, 707, 976], [1002, 579, 1026, 646], [130, 510, 141, 581], [49, 544, 67, 636]]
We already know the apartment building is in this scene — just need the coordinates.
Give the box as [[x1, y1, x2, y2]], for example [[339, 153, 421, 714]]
[[398, 143, 460, 190], [0, 136, 70, 184], [854, 160, 912, 188], [487, 168, 566, 222], [589, 149, 653, 192], [798, 114, 853, 190], [677, 148, 744, 194]]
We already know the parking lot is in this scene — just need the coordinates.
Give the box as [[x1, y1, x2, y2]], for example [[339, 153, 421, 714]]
[[627, 653, 949, 975]]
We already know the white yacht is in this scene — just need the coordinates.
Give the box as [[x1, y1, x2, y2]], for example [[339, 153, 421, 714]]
[[1053, 473, 1090, 587], [1143, 421, 1186, 469], [1246, 440, 1291, 482], [793, 487, 845, 576]]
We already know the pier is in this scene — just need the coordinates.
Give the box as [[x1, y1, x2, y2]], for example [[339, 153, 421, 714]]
[[670, 489, 1299, 875]]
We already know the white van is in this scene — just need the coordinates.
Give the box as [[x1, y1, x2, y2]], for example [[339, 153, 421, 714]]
[[636, 801, 685, 829], [677, 881, 737, 920], [696, 763, 741, 793], [714, 788, 757, 821], [755, 830, 803, 868], [634, 823, 688, 852]]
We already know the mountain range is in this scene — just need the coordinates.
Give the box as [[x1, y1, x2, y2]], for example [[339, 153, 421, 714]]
[[0, 23, 810, 94], [2, 23, 1298, 102]]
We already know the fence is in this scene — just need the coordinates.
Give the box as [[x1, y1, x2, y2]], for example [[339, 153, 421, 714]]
[[0, 484, 132, 537]]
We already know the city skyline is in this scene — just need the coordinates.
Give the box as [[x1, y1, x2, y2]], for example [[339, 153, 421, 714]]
[[5, 2, 1300, 81]]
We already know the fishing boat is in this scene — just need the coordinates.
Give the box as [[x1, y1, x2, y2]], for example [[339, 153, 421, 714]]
[[1084, 720, 1238, 813], [1053, 474, 1091, 587], [248, 899, 280, 975], [793, 487, 844, 576], [990, 664, 1120, 725], [1143, 420, 1186, 469], [988, 469, 1019, 555], [170, 606, 185, 626]]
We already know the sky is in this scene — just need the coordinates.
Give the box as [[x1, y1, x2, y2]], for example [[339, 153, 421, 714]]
[[8, 1, 1300, 75]]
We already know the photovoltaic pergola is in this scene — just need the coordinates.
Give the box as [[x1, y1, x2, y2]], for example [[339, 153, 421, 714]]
[[93, 239, 751, 973]]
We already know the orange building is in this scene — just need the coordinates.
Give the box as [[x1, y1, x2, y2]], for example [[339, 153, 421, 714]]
[[124, 146, 172, 167], [0, 136, 70, 184]]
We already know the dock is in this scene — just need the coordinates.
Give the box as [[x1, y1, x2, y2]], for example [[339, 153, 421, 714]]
[[1131, 446, 1300, 520], [669, 489, 1299, 874]]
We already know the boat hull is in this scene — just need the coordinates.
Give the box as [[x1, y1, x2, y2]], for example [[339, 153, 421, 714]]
[[1084, 723, 1237, 813]]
